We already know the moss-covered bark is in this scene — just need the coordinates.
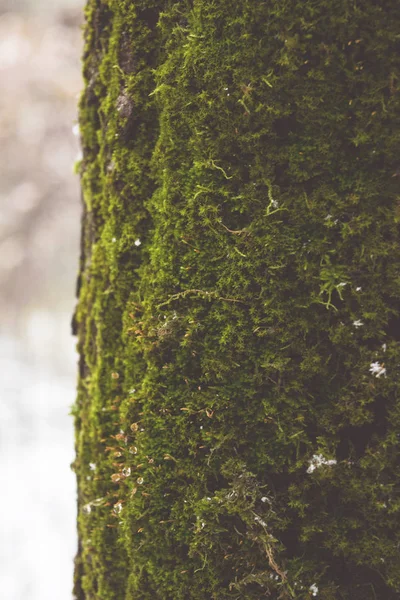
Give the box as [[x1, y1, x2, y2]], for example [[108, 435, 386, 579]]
[[73, 1, 400, 598]]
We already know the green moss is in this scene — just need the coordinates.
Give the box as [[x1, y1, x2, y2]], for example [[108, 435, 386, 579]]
[[74, 1, 400, 598]]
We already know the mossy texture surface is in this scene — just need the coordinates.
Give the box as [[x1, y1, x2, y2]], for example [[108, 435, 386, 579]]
[[73, 1, 400, 598]]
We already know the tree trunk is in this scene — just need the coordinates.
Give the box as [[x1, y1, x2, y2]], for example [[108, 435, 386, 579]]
[[73, 1, 400, 598]]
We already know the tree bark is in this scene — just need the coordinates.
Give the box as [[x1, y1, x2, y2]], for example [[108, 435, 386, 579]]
[[73, 1, 400, 598]]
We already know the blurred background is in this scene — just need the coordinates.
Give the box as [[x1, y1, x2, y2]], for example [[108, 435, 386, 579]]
[[0, 0, 83, 598]]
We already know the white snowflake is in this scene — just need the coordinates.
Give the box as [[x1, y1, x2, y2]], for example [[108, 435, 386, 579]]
[[353, 320, 364, 328], [369, 362, 386, 378], [254, 515, 267, 527], [307, 454, 337, 474]]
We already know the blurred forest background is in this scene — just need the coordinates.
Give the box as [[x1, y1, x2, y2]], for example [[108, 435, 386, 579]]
[[0, 0, 83, 598]]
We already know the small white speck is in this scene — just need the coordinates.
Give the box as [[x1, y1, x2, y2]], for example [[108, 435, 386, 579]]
[[325, 214, 332, 220], [310, 583, 318, 596], [89, 462, 96, 471], [134, 239, 141, 246], [356, 286, 362, 292], [129, 388, 136, 394], [83, 504, 91, 514], [224, 87, 229, 91], [112, 237, 117, 243], [337, 282, 347, 288], [353, 320, 364, 328], [369, 361, 386, 378], [114, 501, 123, 514], [122, 467, 131, 477], [72, 123, 80, 137], [307, 454, 337, 474], [254, 515, 268, 527], [382, 343, 387, 352]]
